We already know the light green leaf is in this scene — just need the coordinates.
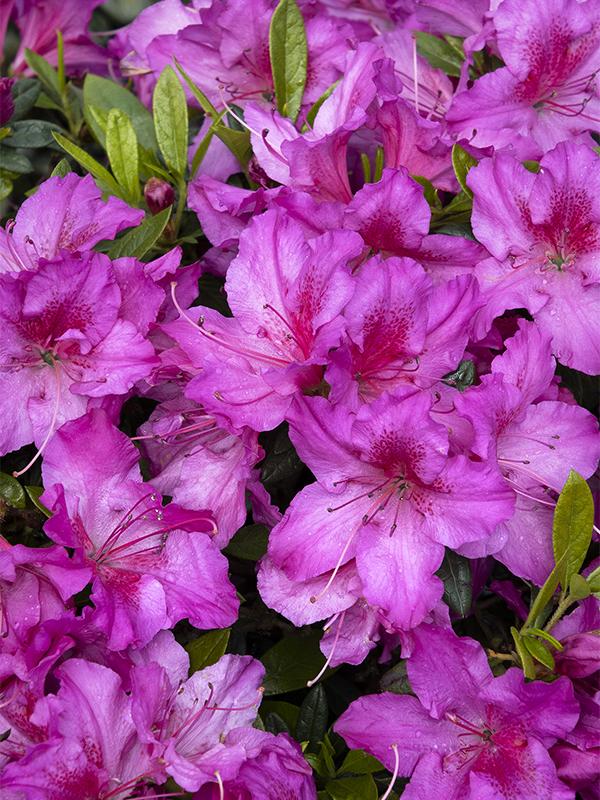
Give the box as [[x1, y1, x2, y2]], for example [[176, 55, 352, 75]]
[[586, 565, 600, 594], [451, 143, 478, 196], [304, 80, 339, 129], [339, 750, 384, 776], [261, 633, 327, 695], [326, 775, 378, 800], [50, 158, 72, 178], [24, 49, 61, 104], [186, 628, 230, 673], [106, 109, 140, 204], [523, 635, 555, 671], [0, 472, 26, 509], [52, 132, 124, 198], [525, 628, 563, 651], [511, 626, 536, 679], [25, 486, 52, 517], [569, 573, 591, 600], [0, 173, 13, 200], [107, 207, 171, 260], [269, 0, 308, 121], [83, 75, 157, 150], [415, 32, 464, 77], [153, 66, 188, 178], [553, 470, 594, 590]]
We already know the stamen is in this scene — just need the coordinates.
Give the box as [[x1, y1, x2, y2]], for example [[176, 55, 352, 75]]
[[307, 610, 346, 687], [412, 37, 420, 115], [309, 530, 358, 604], [214, 771, 225, 800], [380, 743, 400, 800], [13, 359, 62, 478]]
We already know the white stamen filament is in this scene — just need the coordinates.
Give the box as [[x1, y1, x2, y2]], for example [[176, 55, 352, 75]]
[[380, 743, 400, 800]]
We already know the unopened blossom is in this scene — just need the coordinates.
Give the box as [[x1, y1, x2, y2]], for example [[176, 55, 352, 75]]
[[41, 410, 239, 650], [469, 141, 600, 374], [336, 625, 580, 800]]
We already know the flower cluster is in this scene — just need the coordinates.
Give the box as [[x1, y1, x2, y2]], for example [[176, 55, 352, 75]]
[[0, 0, 599, 798]]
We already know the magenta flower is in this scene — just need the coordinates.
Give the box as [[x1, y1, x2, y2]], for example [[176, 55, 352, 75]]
[[41, 410, 239, 650], [447, 0, 600, 153], [456, 321, 600, 582], [137, 395, 265, 546], [326, 253, 482, 406], [164, 209, 363, 431], [0, 252, 158, 469], [0, 174, 143, 275], [469, 141, 600, 374], [265, 391, 514, 628], [336, 625, 580, 800], [131, 654, 264, 791]]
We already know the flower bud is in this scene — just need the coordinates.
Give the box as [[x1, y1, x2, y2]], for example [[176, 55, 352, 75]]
[[144, 177, 175, 215], [0, 78, 15, 126]]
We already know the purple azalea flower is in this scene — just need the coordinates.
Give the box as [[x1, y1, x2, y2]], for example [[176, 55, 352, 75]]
[[264, 391, 514, 628], [469, 141, 600, 374], [0, 174, 143, 275], [193, 728, 317, 799], [41, 410, 239, 650], [130, 654, 264, 791], [336, 625, 580, 800], [325, 253, 482, 406], [137, 395, 265, 546], [456, 320, 600, 582], [10, 0, 108, 76], [164, 209, 363, 431], [0, 252, 158, 468], [0, 77, 15, 125], [447, 0, 600, 154]]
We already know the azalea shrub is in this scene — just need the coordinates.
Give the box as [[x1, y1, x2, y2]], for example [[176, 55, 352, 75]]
[[0, 0, 599, 798]]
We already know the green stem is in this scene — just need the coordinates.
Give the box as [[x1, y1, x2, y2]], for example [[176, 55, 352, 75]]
[[172, 177, 187, 238], [543, 595, 577, 634]]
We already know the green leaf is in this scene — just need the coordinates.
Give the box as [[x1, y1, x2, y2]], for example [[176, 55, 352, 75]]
[[269, 0, 308, 121], [186, 628, 230, 673], [261, 700, 300, 732], [437, 550, 472, 617], [24, 49, 61, 104], [3, 120, 63, 149], [523, 635, 555, 671], [24, 486, 52, 517], [83, 75, 157, 150], [586, 565, 600, 594], [11, 79, 41, 120], [326, 775, 378, 800], [569, 573, 591, 600], [526, 628, 563, 651], [260, 424, 304, 487], [451, 143, 478, 196], [511, 626, 536, 679], [296, 684, 328, 748], [552, 470, 594, 589], [412, 174, 442, 210], [526, 555, 565, 627], [0, 173, 13, 200], [106, 109, 140, 204], [304, 80, 339, 129], [264, 711, 290, 734], [0, 148, 33, 174], [190, 124, 216, 177], [442, 359, 476, 392], [0, 473, 26, 509], [174, 60, 251, 167], [261, 632, 327, 695], [523, 160, 541, 173], [415, 32, 464, 77], [50, 158, 72, 178], [52, 132, 124, 198], [225, 524, 269, 561], [431, 191, 472, 228], [153, 66, 188, 178], [339, 750, 384, 776], [106, 206, 171, 260], [379, 661, 412, 696]]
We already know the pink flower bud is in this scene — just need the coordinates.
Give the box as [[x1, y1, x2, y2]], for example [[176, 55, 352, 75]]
[[144, 177, 175, 215]]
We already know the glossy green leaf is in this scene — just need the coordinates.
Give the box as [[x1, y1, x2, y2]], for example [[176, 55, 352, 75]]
[[553, 470, 594, 589], [296, 684, 328, 748], [83, 75, 157, 150], [264, 711, 290, 734], [339, 750, 384, 776], [107, 207, 171, 260], [186, 628, 230, 673], [0, 472, 26, 509], [153, 66, 188, 178], [269, 0, 308, 121], [261, 632, 327, 695], [52, 132, 124, 198], [11, 79, 41, 120], [442, 360, 476, 392], [225, 524, 269, 561], [523, 635, 555, 671], [50, 158, 72, 178], [412, 174, 442, 210], [326, 775, 378, 800], [25, 486, 52, 517], [437, 549, 471, 617], [261, 700, 300, 732], [106, 109, 140, 204], [379, 661, 412, 695], [0, 148, 33, 174], [415, 32, 464, 77], [451, 143, 478, 196]]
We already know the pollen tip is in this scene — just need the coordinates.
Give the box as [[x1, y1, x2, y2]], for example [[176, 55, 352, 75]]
[[309, 595, 317, 603]]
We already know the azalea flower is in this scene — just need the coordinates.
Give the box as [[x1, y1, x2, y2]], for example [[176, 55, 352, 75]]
[[41, 410, 239, 650], [336, 625, 580, 800]]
